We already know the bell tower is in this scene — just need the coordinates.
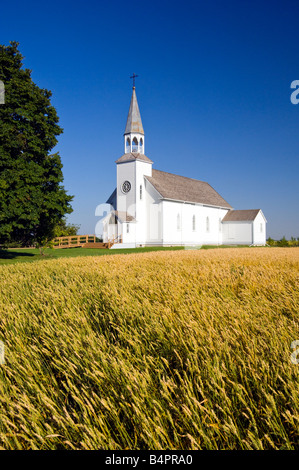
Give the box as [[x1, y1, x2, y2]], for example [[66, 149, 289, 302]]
[[113, 78, 153, 246], [124, 74, 145, 154]]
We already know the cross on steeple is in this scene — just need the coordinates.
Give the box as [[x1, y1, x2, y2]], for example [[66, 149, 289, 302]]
[[130, 73, 138, 88]]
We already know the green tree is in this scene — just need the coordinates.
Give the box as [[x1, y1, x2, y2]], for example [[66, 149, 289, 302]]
[[277, 236, 289, 247], [266, 236, 275, 246], [54, 217, 80, 237], [0, 41, 73, 247]]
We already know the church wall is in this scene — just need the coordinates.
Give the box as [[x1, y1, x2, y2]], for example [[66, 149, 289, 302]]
[[116, 161, 136, 218], [199, 206, 227, 245], [107, 221, 117, 240], [122, 221, 136, 244], [182, 203, 201, 245], [135, 161, 153, 244], [161, 200, 189, 245], [116, 160, 156, 245], [221, 211, 266, 245], [161, 201, 228, 245], [253, 211, 266, 245], [222, 222, 253, 244], [144, 179, 163, 244]]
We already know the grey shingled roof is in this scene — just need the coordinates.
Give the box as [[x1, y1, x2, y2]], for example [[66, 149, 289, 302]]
[[116, 152, 153, 164], [124, 87, 144, 135], [222, 209, 260, 222], [145, 169, 232, 208]]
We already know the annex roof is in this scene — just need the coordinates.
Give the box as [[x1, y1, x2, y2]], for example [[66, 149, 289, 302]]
[[222, 209, 261, 222]]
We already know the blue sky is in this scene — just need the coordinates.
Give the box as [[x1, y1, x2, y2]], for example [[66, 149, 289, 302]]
[[1, 0, 298, 239]]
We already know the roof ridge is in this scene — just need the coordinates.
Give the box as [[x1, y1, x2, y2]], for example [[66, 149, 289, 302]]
[[229, 209, 260, 212], [152, 168, 208, 185]]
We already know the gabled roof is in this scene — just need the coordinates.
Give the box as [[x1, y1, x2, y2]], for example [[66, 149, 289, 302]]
[[116, 152, 153, 164], [102, 210, 136, 223], [106, 188, 116, 205], [222, 209, 261, 222], [124, 87, 144, 135], [114, 210, 135, 222], [145, 169, 232, 209]]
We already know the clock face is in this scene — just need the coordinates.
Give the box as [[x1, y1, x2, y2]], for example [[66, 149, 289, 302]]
[[122, 180, 131, 194]]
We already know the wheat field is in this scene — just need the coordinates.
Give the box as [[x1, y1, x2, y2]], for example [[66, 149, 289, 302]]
[[0, 247, 298, 450]]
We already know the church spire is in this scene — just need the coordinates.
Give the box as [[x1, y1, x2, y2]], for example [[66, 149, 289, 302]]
[[124, 87, 144, 135], [124, 79, 145, 154]]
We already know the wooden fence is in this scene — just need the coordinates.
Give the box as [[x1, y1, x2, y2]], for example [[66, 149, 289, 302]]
[[52, 235, 122, 249]]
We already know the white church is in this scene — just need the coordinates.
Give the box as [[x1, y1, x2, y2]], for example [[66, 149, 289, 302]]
[[102, 84, 267, 248]]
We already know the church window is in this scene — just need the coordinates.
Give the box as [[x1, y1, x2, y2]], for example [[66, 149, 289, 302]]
[[126, 138, 131, 152], [132, 137, 138, 152], [139, 138, 143, 152], [260, 223, 263, 233], [192, 215, 196, 231], [206, 216, 210, 232], [127, 224, 129, 233], [140, 185, 142, 200], [122, 180, 131, 193], [177, 213, 181, 230]]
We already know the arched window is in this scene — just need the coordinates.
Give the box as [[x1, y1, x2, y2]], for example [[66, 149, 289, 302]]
[[127, 224, 130, 233], [192, 215, 196, 231], [132, 137, 138, 152], [260, 223, 263, 233], [126, 137, 131, 152], [139, 137, 143, 153], [140, 184, 142, 200], [177, 213, 181, 230], [206, 216, 210, 232]]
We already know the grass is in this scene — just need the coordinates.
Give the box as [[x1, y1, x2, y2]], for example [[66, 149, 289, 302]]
[[0, 247, 298, 449], [0, 246, 184, 265], [0, 244, 255, 265]]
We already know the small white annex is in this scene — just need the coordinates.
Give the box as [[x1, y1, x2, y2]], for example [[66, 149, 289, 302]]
[[102, 86, 267, 248]]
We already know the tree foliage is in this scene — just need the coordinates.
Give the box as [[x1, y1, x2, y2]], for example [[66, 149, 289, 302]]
[[54, 218, 80, 237], [0, 41, 73, 246], [277, 236, 289, 247]]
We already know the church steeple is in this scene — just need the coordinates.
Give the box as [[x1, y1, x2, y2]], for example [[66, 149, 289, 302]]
[[124, 81, 145, 154]]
